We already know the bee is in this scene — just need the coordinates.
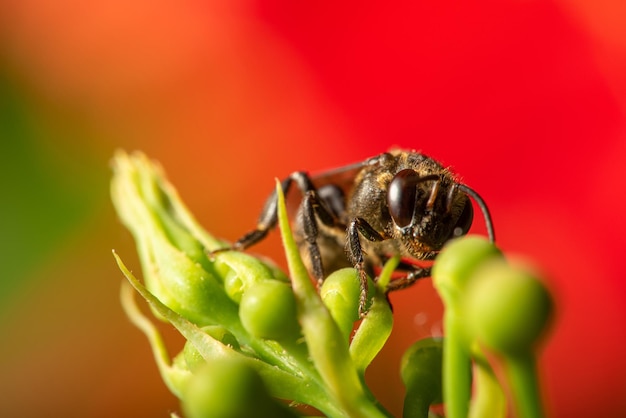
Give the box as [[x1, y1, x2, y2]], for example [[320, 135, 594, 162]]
[[226, 149, 494, 315]]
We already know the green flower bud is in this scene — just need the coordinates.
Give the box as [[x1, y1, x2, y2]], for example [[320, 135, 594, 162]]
[[239, 280, 299, 340], [463, 261, 552, 418], [432, 235, 503, 307], [181, 360, 298, 418], [400, 338, 443, 418], [463, 260, 553, 356], [431, 235, 501, 418], [320, 268, 361, 342]]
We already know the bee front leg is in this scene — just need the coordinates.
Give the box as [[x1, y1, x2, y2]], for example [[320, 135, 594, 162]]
[[347, 218, 387, 317], [300, 190, 343, 287], [220, 171, 315, 252], [384, 266, 431, 292]]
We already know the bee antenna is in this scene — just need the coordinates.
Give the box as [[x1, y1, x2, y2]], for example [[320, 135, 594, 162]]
[[457, 184, 496, 242]]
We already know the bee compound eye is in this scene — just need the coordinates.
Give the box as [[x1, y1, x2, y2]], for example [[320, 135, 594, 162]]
[[450, 198, 474, 239], [387, 169, 420, 228]]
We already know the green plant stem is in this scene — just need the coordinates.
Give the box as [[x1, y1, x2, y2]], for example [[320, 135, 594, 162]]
[[402, 388, 431, 418], [506, 354, 544, 418], [468, 352, 506, 418], [442, 312, 471, 418]]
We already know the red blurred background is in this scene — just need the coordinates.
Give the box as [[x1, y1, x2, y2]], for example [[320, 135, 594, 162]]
[[1, 1, 625, 417]]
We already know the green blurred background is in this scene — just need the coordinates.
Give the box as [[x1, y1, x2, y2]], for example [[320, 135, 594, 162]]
[[1, 1, 626, 417]]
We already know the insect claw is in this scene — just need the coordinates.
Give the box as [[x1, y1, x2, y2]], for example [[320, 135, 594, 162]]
[[207, 246, 233, 260]]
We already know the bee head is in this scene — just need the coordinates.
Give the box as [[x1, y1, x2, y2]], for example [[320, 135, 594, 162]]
[[387, 169, 493, 250]]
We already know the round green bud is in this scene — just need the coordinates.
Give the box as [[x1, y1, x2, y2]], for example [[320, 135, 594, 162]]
[[432, 235, 502, 306], [400, 337, 444, 405], [463, 260, 553, 356], [239, 280, 299, 340], [182, 360, 295, 418], [320, 268, 361, 341]]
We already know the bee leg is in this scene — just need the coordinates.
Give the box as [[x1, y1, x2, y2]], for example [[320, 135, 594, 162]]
[[347, 217, 387, 317], [219, 171, 315, 252], [300, 190, 343, 287], [385, 266, 431, 292]]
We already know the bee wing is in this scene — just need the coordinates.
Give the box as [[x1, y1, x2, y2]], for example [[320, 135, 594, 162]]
[[284, 159, 369, 214], [310, 159, 368, 191]]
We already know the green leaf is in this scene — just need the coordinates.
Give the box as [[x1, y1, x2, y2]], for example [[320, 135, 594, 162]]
[[119, 278, 192, 398]]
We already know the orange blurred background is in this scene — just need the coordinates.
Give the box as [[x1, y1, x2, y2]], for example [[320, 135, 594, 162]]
[[1, 1, 625, 417]]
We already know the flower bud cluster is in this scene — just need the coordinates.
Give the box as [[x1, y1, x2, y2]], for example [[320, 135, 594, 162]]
[[111, 152, 394, 418], [112, 151, 554, 418], [432, 236, 553, 418]]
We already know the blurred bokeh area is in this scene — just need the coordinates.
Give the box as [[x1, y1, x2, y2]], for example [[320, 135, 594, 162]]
[[1, 1, 625, 417]]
